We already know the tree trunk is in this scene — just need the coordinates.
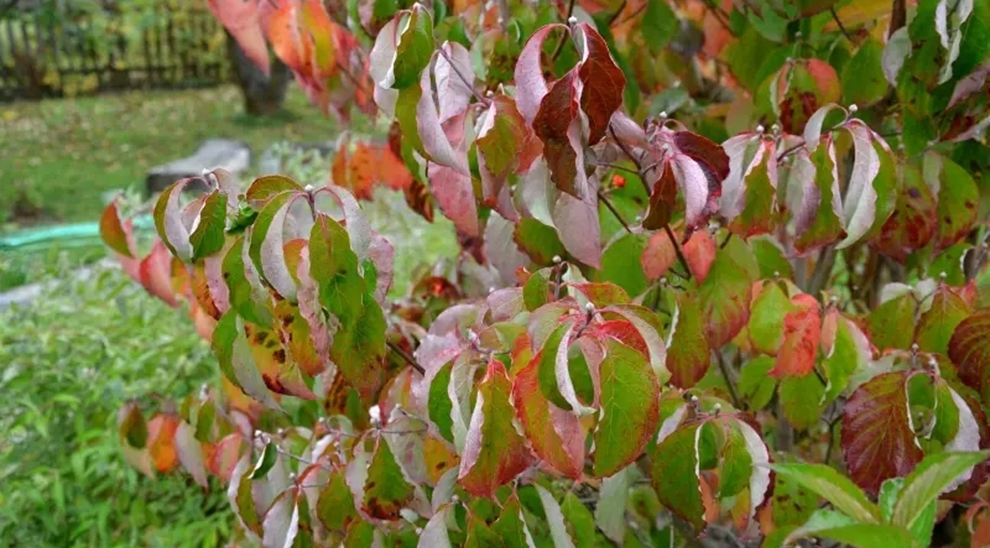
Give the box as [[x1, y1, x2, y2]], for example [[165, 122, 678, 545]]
[[225, 30, 292, 117]]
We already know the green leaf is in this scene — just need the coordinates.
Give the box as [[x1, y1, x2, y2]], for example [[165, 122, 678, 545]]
[[915, 285, 971, 355], [211, 313, 281, 410], [596, 233, 649, 298], [535, 485, 577, 548], [515, 219, 567, 267], [594, 467, 630, 544], [766, 462, 882, 523], [821, 316, 865, 403], [751, 235, 793, 279], [363, 436, 415, 520], [930, 153, 980, 251], [330, 295, 388, 402], [879, 477, 936, 547], [392, 6, 435, 89], [317, 471, 357, 532], [153, 179, 193, 261], [250, 441, 278, 479], [560, 492, 596, 548], [769, 456, 819, 529], [666, 292, 710, 389], [652, 424, 704, 529], [310, 214, 366, 324], [491, 496, 534, 546], [641, 0, 676, 53], [748, 281, 794, 354], [868, 292, 916, 351], [807, 524, 921, 548], [523, 268, 553, 312], [118, 402, 148, 448], [221, 236, 271, 327], [780, 373, 826, 431], [892, 451, 990, 530], [464, 513, 501, 547], [593, 339, 661, 477], [189, 191, 228, 261], [737, 355, 776, 411], [841, 39, 888, 106], [429, 360, 455, 444], [538, 320, 575, 411], [795, 143, 846, 253]]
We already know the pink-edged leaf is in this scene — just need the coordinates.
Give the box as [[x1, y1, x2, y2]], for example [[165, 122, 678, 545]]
[[414, 67, 469, 174], [593, 338, 661, 477], [435, 41, 474, 124], [841, 371, 924, 496], [367, 232, 395, 304], [552, 190, 602, 268], [477, 95, 528, 220], [262, 486, 300, 548], [718, 133, 761, 222], [207, 433, 244, 482], [593, 320, 649, 357], [204, 245, 231, 316], [572, 282, 630, 307], [153, 179, 195, 261], [459, 360, 535, 498], [207, 0, 271, 76], [837, 121, 882, 249], [667, 292, 711, 389], [574, 22, 626, 145], [428, 161, 479, 237], [175, 420, 208, 488], [534, 70, 589, 200], [514, 24, 567, 124], [512, 355, 584, 479], [770, 294, 822, 378], [672, 153, 719, 232], [949, 310, 990, 405], [249, 190, 302, 301], [794, 140, 846, 253]]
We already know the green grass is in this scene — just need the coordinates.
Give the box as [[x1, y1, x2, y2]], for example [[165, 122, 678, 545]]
[[0, 84, 342, 226], [0, 265, 230, 547]]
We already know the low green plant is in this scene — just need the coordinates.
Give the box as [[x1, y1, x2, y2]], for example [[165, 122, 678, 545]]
[[0, 265, 231, 547]]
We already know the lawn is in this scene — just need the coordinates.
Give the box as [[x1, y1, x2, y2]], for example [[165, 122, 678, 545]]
[[0, 84, 343, 226]]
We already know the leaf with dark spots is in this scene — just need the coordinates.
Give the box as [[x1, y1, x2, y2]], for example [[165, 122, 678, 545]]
[[841, 371, 924, 496], [575, 22, 627, 145], [363, 436, 415, 520], [870, 163, 936, 263], [533, 70, 586, 199]]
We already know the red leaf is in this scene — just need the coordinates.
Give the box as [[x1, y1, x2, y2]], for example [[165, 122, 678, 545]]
[[207, 0, 271, 76], [207, 433, 244, 482], [514, 24, 567, 124], [533, 70, 588, 200], [429, 162, 480, 238], [673, 131, 730, 181], [459, 360, 536, 497], [100, 199, 134, 258], [841, 371, 924, 496], [642, 164, 678, 231], [592, 320, 649, 358], [949, 310, 990, 404], [512, 356, 585, 479], [770, 294, 822, 378], [147, 413, 180, 473], [139, 240, 180, 307], [575, 22, 627, 145]]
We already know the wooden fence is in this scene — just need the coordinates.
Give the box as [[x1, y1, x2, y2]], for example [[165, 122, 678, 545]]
[[0, 3, 229, 101]]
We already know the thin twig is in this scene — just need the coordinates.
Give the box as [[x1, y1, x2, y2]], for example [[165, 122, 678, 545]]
[[808, 245, 836, 296], [437, 46, 488, 106], [823, 415, 841, 465], [598, 190, 633, 233], [776, 140, 807, 162], [595, 162, 640, 175], [715, 351, 740, 408], [551, 0, 577, 62], [664, 224, 693, 280], [606, 0, 627, 27], [830, 7, 854, 42], [387, 340, 425, 375]]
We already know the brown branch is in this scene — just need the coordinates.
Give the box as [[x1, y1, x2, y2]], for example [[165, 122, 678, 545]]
[[387, 340, 425, 375], [595, 162, 640, 175], [606, 0, 627, 27], [889, 0, 907, 38], [715, 351, 740, 408], [437, 45, 488, 106], [776, 140, 807, 162], [551, 0, 577, 62], [664, 224, 693, 281], [830, 7, 854, 43], [598, 190, 633, 233]]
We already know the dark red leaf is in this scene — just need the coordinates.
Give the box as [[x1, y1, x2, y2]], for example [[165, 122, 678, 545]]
[[575, 22, 627, 145]]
